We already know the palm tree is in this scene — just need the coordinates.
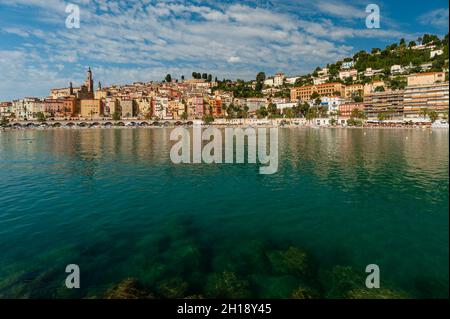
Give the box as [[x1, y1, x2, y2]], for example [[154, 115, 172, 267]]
[[419, 108, 429, 119]]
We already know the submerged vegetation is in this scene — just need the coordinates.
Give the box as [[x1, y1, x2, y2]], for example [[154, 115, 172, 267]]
[[0, 224, 416, 300]]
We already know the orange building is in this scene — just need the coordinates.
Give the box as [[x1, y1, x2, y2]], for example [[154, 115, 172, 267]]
[[44, 98, 76, 118], [339, 102, 365, 118], [209, 97, 223, 117]]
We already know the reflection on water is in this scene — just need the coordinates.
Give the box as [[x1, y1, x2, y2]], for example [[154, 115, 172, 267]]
[[0, 128, 448, 298]]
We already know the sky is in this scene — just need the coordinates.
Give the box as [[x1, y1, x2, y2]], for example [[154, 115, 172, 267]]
[[0, 0, 448, 100]]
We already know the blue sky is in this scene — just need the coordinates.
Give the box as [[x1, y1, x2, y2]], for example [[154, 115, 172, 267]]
[[0, 0, 448, 100]]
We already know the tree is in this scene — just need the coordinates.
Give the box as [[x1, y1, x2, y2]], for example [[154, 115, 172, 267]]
[[202, 73, 208, 80], [256, 106, 268, 119], [207, 74, 212, 82], [374, 86, 385, 92], [377, 113, 387, 122], [165, 74, 172, 83], [408, 41, 416, 48], [353, 95, 363, 103], [310, 92, 320, 100], [419, 108, 429, 119], [256, 72, 266, 82], [202, 114, 214, 124], [305, 108, 318, 121], [181, 112, 188, 120], [284, 108, 294, 118], [0, 116, 9, 127], [36, 112, 46, 122], [181, 75, 185, 81], [267, 103, 279, 118], [428, 111, 438, 123], [112, 112, 121, 120], [351, 108, 367, 119]]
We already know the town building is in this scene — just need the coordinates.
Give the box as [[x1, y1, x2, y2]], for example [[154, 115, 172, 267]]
[[341, 61, 355, 69], [345, 84, 364, 99], [43, 98, 76, 118], [13, 98, 45, 120], [339, 102, 365, 118], [273, 73, 285, 87], [364, 90, 405, 120], [430, 49, 444, 59], [390, 65, 405, 75], [339, 69, 357, 81], [403, 74, 449, 119], [320, 96, 347, 114], [291, 82, 346, 101], [364, 81, 386, 95], [246, 98, 268, 113], [80, 99, 102, 119], [407, 72, 446, 86], [0, 102, 13, 118], [136, 98, 152, 118], [119, 99, 136, 118]]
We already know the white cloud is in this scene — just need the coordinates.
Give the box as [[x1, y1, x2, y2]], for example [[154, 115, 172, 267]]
[[0, 0, 422, 100], [419, 8, 449, 29], [2, 27, 29, 37], [227, 56, 241, 63]]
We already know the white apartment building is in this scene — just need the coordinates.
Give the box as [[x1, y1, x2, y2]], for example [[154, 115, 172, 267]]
[[274, 73, 285, 87], [12, 98, 45, 120], [264, 78, 274, 87], [430, 49, 444, 59], [320, 96, 347, 114], [153, 96, 169, 119], [285, 77, 300, 85], [341, 61, 355, 69], [339, 69, 357, 81], [391, 65, 405, 74]]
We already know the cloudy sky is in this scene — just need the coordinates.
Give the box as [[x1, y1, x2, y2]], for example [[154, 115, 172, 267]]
[[0, 0, 448, 100]]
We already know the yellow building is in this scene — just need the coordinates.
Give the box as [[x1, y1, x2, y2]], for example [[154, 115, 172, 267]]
[[407, 72, 446, 86], [169, 100, 186, 120], [291, 82, 346, 101], [345, 84, 364, 98], [80, 99, 102, 119], [364, 81, 385, 95]]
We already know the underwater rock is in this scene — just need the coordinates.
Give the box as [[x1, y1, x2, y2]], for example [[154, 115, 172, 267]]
[[157, 277, 189, 299], [320, 265, 365, 299], [267, 246, 313, 278], [291, 286, 320, 299], [251, 274, 300, 299], [346, 288, 408, 299], [205, 271, 251, 299], [163, 239, 202, 275], [104, 278, 154, 299]]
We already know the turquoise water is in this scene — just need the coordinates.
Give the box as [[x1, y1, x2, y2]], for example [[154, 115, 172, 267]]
[[0, 128, 448, 298]]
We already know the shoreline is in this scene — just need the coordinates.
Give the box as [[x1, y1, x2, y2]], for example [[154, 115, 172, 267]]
[[1, 124, 447, 131]]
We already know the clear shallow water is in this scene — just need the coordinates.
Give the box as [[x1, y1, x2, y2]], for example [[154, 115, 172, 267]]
[[0, 128, 448, 298]]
